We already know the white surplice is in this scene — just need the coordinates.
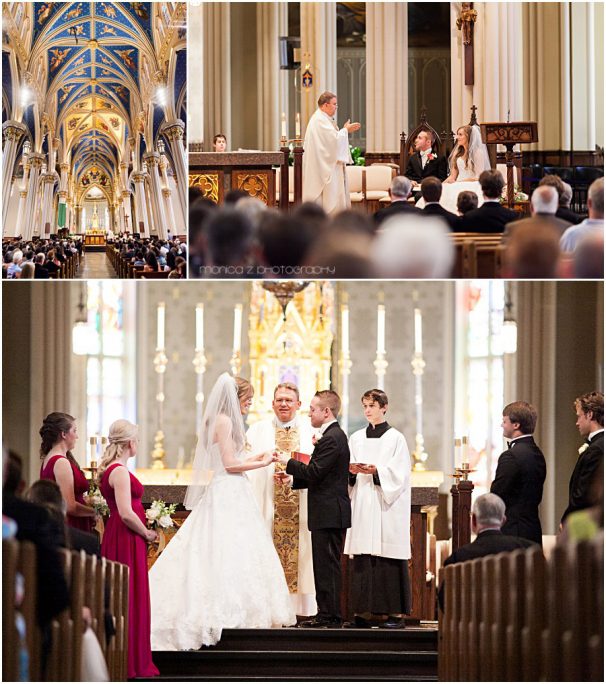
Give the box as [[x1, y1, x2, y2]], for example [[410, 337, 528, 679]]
[[344, 426, 411, 560], [302, 108, 352, 214], [245, 416, 317, 616]]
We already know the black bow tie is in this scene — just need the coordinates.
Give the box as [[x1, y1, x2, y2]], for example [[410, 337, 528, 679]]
[[507, 441, 512, 449]]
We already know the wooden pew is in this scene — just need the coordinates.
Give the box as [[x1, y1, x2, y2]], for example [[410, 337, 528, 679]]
[[2, 539, 20, 681], [451, 233, 505, 278], [139, 270, 170, 279]]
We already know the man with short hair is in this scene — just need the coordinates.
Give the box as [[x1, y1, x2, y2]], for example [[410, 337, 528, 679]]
[[373, 176, 422, 226], [438, 493, 537, 610], [404, 130, 448, 182], [562, 391, 604, 522], [212, 133, 227, 152], [490, 401, 546, 545], [504, 185, 572, 241], [302, 92, 361, 214], [539, 174, 583, 225], [34, 252, 50, 279], [277, 390, 351, 628], [246, 383, 316, 616], [420, 176, 459, 230], [457, 169, 518, 233], [560, 177, 604, 253]]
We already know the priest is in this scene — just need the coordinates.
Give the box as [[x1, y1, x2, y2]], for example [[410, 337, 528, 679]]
[[246, 382, 317, 616], [302, 91, 361, 214], [344, 389, 411, 629]]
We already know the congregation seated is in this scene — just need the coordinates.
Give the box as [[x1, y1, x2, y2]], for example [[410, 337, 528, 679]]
[[560, 177, 604, 253], [539, 174, 584, 225], [373, 176, 422, 226], [420, 176, 459, 230], [572, 233, 604, 279], [455, 169, 518, 233], [112, 235, 187, 278], [503, 221, 561, 278], [504, 185, 572, 242], [2, 237, 81, 279], [456, 191, 479, 216]]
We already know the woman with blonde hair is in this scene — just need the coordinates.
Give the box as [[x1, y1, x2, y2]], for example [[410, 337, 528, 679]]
[[98, 419, 159, 679], [149, 373, 296, 650]]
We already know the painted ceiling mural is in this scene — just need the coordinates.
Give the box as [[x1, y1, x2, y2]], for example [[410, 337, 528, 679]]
[[3, 2, 186, 199]]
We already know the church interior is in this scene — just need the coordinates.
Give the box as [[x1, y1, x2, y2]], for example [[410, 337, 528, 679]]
[[2, 2, 187, 278], [2, 278, 604, 680]]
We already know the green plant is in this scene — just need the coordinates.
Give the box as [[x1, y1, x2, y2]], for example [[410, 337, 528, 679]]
[[350, 145, 365, 166]]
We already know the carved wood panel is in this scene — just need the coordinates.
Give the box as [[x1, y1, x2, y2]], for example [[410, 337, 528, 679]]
[[232, 169, 275, 207], [189, 171, 223, 204]]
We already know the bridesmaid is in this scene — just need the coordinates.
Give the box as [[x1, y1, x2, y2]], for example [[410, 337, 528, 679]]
[[39, 412, 95, 532], [98, 419, 159, 679]]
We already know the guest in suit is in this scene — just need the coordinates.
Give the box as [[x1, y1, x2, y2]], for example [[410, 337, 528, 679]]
[[562, 391, 604, 522], [490, 402, 546, 545], [404, 131, 448, 182], [438, 493, 537, 610], [373, 176, 422, 226], [538, 175, 583, 225], [456, 191, 478, 216], [456, 170, 518, 233], [34, 253, 50, 279], [503, 222, 561, 278], [420, 177, 459, 230], [279, 390, 351, 628], [504, 186, 572, 242]]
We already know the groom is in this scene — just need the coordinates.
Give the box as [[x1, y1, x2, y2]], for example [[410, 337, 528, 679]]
[[277, 390, 351, 628], [405, 131, 448, 183]]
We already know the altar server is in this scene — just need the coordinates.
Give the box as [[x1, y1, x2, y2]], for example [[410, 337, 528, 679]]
[[344, 389, 411, 629]]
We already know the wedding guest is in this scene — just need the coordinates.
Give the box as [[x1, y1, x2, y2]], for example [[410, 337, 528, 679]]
[[539, 174, 583, 225], [6, 250, 23, 278], [34, 253, 50, 279], [98, 420, 159, 679], [560, 178, 604, 253], [456, 169, 518, 233], [420, 176, 459, 230], [143, 251, 160, 273], [456, 191, 478, 216], [212, 133, 227, 152], [373, 176, 421, 226], [573, 233, 604, 279], [504, 186, 572, 241], [19, 262, 35, 279], [39, 413, 95, 533], [503, 222, 561, 278]]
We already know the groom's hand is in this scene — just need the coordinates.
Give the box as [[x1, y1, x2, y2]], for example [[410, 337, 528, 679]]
[[275, 451, 290, 465], [274, 472, 293, 485]]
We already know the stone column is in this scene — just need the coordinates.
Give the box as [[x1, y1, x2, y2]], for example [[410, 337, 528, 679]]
[[256, 3, 285, 150], [132, 172, 150, 236], [121, 191, 132, 233], [57, 162, 70, 229], [569, 2, 596, 151], [203, 3, 232, 147], [143, 152, 169, 238], [366, 3, 408, 152], [162, 121, 187, 222], [159, 155, 178, 235], [39, 173, 57, 236], [23, 153, 45, 240], [189, 5, 204, 146], [451, 3, 523, 128], [2, 121, 27, 227], [14, 189, 28, 235], [300, 2, 337, 132]]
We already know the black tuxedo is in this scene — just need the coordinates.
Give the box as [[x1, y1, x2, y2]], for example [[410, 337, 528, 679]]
[[405, 152, 448, 183], [490, 436, 546, 545], [287, 421, 351, 619], [562, 431, 604, 521], [456, 200, 518, 233], [34, 263, 50, 279], [373, 200, 422, 226], [438, 530, 537, 610], [422, 203, 459, 230], [556, 206, 583, 225]]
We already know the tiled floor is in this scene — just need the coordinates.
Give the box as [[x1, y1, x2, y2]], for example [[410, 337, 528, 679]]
[[76, 252, 117, 279]]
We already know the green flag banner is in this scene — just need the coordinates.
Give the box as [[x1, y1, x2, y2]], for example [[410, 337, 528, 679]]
[[57, 201, 66, 228]]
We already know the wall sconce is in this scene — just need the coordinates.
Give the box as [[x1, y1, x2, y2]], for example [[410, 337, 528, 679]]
[[72, 284, 92, 355]]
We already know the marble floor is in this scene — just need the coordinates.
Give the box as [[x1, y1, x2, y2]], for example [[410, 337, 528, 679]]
[[76, 252, 118, 279]]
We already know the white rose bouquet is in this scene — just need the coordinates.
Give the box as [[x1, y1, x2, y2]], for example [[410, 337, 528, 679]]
[[146, 500, 177, 530], [84, 485, 109, 517]]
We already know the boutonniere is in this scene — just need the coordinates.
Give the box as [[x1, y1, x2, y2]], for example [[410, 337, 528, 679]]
[[578, 443, 590, 456], [426, 152, 436, 161]]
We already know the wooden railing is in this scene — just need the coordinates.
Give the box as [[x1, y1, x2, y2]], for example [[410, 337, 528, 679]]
[[438, 536, 604, 681], [3, 540, 129, 682]]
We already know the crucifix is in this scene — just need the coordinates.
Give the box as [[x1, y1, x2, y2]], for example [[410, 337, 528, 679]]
[[456, 3, 478, 86]]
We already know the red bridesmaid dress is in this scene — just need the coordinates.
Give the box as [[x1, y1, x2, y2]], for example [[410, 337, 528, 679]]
[[100, 463, 159, 679], [40, 454, 94, 533]]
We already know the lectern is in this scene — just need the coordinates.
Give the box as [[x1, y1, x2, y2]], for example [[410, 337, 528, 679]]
[[480, 122, 538, 208]]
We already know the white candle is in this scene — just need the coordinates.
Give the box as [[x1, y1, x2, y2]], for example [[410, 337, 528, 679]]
[[157, 302, 165, 350], [89, 436, 97, 466], [233, 304, 243, 352], [341, 305, 349, 355], [195, 303, 204, 351], [414, 307, 423, 354], [454, 437, 461, 466], [281, 112, 287, 139], [462, 435, 468, 465], [377, 304, 385, 354], [295, 112, 301, 138]]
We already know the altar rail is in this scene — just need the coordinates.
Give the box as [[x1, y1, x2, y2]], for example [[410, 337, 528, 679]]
[[438, 537, 604, 681], [3, 540, 128, 682]]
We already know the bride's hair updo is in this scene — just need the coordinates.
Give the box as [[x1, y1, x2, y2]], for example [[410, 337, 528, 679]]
[[39, 412, 82, 472], [97, 419, 138, 479], [235, 377, 254, 401], [449, 125, 472, 170]]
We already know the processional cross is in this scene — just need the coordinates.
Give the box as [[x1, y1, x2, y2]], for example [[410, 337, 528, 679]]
[[456, 3, 478, 86]]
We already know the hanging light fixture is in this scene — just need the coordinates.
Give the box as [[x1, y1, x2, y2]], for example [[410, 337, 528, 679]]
[[157, 138, 165, 155], [22, 139, 31, 159], [72, 284, 91, 355], [502, 284, 517, 354]]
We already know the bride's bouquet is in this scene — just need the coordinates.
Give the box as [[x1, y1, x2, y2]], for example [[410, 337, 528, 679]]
[[146, 499, 177, 530], [84, 485, 110, 517]]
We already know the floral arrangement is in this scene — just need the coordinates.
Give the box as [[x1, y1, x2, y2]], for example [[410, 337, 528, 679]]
[[84, 485, 109, 517], [500, 185, 529, 203], [146, 499, 177, 529]]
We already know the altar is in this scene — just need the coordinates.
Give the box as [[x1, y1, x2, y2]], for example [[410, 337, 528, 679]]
[[84, 230, 106, 247], [188, 151, 284, 206]]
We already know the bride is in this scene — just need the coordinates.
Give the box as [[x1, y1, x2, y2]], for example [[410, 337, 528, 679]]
[[149, 373, 297, 649], [417, 124, 491, 214]]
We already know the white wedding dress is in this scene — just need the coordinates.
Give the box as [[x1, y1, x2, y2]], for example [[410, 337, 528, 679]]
[[149, 443, 296, 650]]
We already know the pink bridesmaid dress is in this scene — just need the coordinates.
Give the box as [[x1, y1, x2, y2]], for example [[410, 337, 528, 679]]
[[40, 454, 94, 533]]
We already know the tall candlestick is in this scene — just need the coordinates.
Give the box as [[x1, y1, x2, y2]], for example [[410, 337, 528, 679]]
[[341, 305, 349, 355], [195, 303, 204, 351], [233, 304, 243, 352], [281, 112, 287, 139], [461, 435, 468, 465], [295, 112, 301, 138], [89, 436, 97, 466], [157, 302, 165, 350], [377, 304, 385, 354], [454, 437, 462, 467], [414, 307, 423, 354]]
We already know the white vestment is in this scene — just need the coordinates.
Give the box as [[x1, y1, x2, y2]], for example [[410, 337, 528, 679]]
[[302, 108, 352, 215], [344, 425, 411, 560], [245, 416, 317, 616]]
